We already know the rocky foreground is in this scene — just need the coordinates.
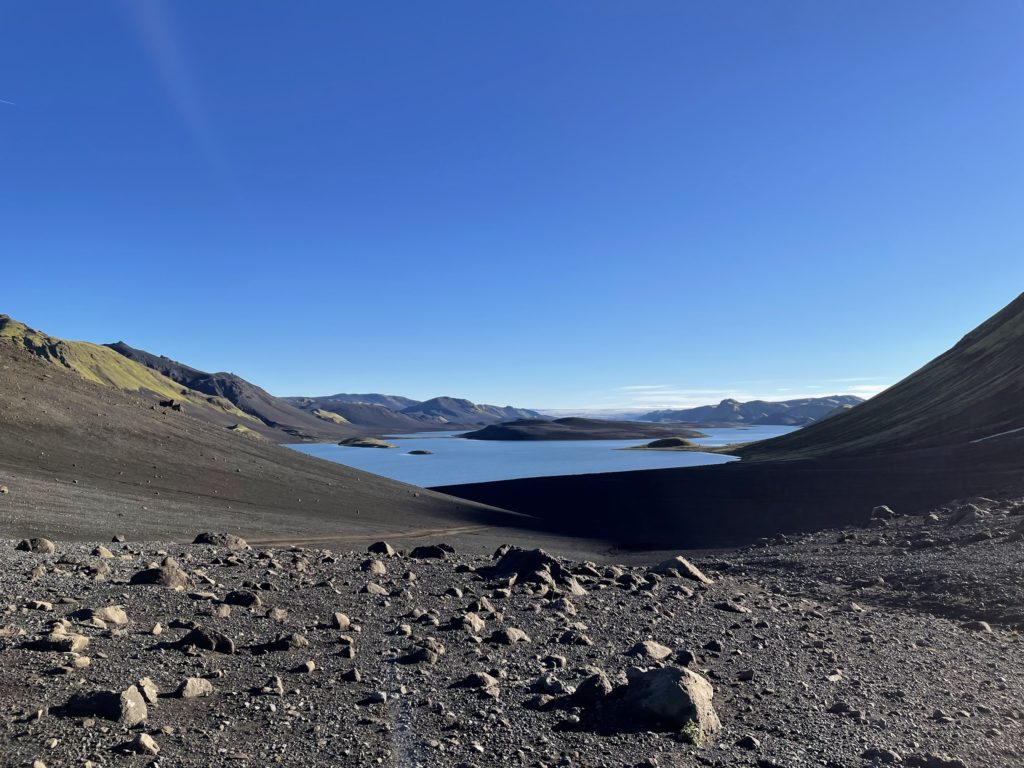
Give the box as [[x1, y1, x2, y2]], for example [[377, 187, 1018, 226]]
[[1, 496, 1023, 768]]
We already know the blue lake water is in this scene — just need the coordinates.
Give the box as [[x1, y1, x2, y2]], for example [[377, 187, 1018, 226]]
[[288, 425, 798, 487]]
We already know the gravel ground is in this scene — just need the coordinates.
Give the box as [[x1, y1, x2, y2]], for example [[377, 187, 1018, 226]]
[[1, 495, 1022, 768]]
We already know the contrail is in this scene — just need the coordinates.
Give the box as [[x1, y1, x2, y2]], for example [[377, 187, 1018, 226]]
[[0, 98, 15, 106]]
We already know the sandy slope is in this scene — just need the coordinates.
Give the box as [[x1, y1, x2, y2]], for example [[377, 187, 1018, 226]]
[[0, 340, 548, 552]]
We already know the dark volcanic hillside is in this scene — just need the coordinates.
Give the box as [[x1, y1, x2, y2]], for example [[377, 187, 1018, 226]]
[[737, 292, 1024, 461], [287, 392, 421, 411], [106, 342, 357, 442], [641, 396, 863, 426], [400, 396, 543, 426], [287, 399, 429, 433], [463, 417, 705, 441], [0, 334, 521, 546]]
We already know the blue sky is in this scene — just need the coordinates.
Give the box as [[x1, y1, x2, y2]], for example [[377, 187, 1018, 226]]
[[2, 2, 1022, 409]]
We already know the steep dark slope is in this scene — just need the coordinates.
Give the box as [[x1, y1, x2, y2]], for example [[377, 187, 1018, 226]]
[[0, 336, 517, 546], [737, 293, 1024, 460], [440, 294, 1024, 548], [107, 342, 358, 442], [640, 396, 864, 426]]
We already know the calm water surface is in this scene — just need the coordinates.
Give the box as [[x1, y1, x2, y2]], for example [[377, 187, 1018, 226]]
[[288, 425, 797, 487]]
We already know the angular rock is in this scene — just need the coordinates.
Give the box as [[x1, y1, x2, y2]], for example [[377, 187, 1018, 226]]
[[177, 627, 235, 654], [488, 627, 530, 645], [621, 666, 720, 743], [129, 559, 192, 589], [16, 538, 55, 555], [192, 532, 248, 550], [409, 545, 450, 559], [176, 677, 214, 698], [367, 541, 396, 557], [651, 556, 713, 584], [224, 590, 262, 609], [66, 685, 148, 727], [628, 640, 673, 661]]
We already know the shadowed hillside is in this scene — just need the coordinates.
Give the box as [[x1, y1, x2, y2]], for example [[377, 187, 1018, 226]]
[[441, 294, 1024, 548], [737, 292, 1024, 460], [106, 342, 360, 442]]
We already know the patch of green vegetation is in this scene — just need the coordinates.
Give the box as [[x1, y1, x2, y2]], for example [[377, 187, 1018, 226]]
[[1, 314, 257, 423], [312, 408, 350, 425], [679, 720, 703, 747]]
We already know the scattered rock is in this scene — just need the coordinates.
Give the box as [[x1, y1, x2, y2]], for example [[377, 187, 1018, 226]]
[[192, 532, 248, 550], [16, 538, 55, 555], [176, 677, 214, 698], [650, 555, 713, 584], [65, 686, 148, 727]]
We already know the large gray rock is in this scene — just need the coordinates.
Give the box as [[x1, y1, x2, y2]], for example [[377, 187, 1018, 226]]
[[621, 666, 720, 743], [16, 538, 55, 555], [192, 532, 248, 550], [478, 547, 587, 595], [650, 556, 713, 585], [66, 685, 148, 727], [129, 557, 192, 589]]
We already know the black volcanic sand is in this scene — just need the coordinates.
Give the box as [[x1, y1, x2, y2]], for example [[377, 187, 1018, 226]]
[[0, 342, 591, 556], [461, 417, 705, 441], [0, 494, 1021, 767]]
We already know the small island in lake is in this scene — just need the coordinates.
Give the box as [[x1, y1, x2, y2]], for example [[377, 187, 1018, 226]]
[[338, 436, 397, 449], [461, 417, 706, 441]]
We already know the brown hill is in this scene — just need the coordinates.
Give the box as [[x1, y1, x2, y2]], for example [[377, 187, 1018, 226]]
[[0, 326, 520, 547]]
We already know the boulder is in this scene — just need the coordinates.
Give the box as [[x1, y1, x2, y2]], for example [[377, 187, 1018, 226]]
[[478, 547, 587, 595], [628, 640, 673, 661], [129, 558, 192, 589], [176, 627, 236, 654], [621, 666, 720, 743], [65, 685, 148, 727], [16, 538, 55, 555], [409, 545, 451, 559], [176, 677, 214, 698], [650, 556, 713, 585], [192, 532, 248, 550]]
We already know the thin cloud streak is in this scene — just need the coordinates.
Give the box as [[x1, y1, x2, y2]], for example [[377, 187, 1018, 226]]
[[123, 0, 226, 178]]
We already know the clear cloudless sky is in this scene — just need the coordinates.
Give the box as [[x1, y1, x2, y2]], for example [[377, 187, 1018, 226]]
[[2, 1, 1022, 409]]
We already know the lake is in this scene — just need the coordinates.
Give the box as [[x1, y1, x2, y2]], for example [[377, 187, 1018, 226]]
[[288, 425, 798, 487]]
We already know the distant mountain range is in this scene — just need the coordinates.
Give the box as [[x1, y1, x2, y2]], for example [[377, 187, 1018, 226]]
[[639, 396, 864, 426], [285, 394, 543, 432], [0, 315, 545, 442]]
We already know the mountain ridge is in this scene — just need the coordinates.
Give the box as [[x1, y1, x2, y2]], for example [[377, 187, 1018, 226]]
[[639, 395, 864, 426]]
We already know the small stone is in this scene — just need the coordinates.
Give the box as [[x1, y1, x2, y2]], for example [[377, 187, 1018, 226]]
[[332, 612, 351, 630], [488, 627, 530, 645], [123, 733, 159, 755], [735, 735, 760, 750], [628, 640, 673, 661]]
